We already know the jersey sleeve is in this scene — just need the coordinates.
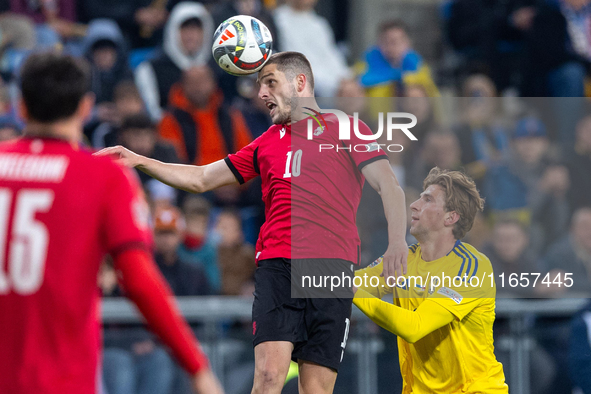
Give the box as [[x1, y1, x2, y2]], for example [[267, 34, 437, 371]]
[[427, 261, 495, 321], [224, 135, 262, 184], [100, 162, 151, 255], [348, 119, 388, 171]]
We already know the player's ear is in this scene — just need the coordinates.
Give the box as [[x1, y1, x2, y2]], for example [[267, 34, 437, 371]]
[[445, 211, 460, 227], [77, 93, 96, 122], [18, 99, 29, 121], [296, 73, 307, 93]]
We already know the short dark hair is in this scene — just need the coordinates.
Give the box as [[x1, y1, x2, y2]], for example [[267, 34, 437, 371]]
[[262, 51, 314, 91], [379, 19, 409, 36], [20, 52, 90, 123], [120, 113, 154, 133]]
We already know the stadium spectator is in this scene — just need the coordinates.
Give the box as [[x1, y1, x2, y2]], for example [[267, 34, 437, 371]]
[[407, 130, 462, 191], [398, 84, 441, 149], [454, 74, 509, 186], [522, 0, 589, 97], [273, 0, 351, 96], [214, 209, 256, 296], [568, 115, 591, 213], [358, 20, 438, 99], [158, 65, 252, 166], [88, 80, 146, 148], [504, 117, 570, 253], [478, 116, 541, 224], [569, 300, 591, 393], [82, 18, 133, 126], [542, 207, 591, 295], [177, 196, 221, 294], [462, 211, 491, 250], [100, 259, 176, 394], [0, 13, 36, 78], [118, 114, 180, 192], [482, 219, 539, 295], [153, 204, 212, 296], [135, 2, 214, 120], [77, 0, 167, 49], [446, 0, 535, 92], [9, 0, 84, 40]]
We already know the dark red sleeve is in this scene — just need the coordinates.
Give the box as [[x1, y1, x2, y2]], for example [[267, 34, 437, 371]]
[[348, 119, 388, 171], [114, 249, 209, 374], [224, 134, 263, 184]]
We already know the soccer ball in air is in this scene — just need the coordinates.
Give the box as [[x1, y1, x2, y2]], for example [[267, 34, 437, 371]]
[[212, 15, 273, 76]]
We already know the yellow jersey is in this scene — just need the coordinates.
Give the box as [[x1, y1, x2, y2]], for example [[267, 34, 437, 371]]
[[355, 241, 508, 394]]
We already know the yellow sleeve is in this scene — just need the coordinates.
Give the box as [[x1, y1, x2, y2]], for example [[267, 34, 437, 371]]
[[353, 289, 454, 343], [355, 260, 392, 298], [427, 262, 495, 321]]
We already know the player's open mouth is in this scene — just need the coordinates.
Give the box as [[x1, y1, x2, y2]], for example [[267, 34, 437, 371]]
[[411, 215, 419, 222], [266, 102, 277, 116]]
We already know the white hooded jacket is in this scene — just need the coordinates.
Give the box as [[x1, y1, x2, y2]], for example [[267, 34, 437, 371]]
[[135, 2, 214, 120]]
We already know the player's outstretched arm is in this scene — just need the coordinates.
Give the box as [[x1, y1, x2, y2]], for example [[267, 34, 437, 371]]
[[114, 248, 224, 394], [353, 289, 454, 343], [94, 145, 237, 193], [362, 159, 408, 280]]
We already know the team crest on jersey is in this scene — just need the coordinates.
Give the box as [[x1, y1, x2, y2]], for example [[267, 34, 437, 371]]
[[437, 286, 463, 304], [314, 126, 325, 136], [280, 127, 286, 139], [428, 284, 436, 295]]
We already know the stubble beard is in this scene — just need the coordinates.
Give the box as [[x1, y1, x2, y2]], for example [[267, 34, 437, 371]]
[[272, 85, 298, 125]]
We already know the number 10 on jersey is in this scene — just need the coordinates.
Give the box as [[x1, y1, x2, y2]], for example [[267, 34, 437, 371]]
[[284, 150, 302, 178]]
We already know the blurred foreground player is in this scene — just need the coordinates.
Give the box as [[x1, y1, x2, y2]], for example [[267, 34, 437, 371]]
[[0, 53, 223, 394], [354, 168, 508, 393], [97, 52, 409, 394]]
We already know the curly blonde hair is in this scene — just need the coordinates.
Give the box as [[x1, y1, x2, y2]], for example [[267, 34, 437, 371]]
[[423, 167, 485, 239]]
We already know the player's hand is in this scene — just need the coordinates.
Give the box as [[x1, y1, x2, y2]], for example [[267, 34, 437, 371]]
[[94, 145, 143, 168], [380, 240, 408, 284], [192, 368, 224, 394]]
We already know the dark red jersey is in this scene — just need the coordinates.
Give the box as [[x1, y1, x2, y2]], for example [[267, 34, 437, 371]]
[[225, 114, 387, 264], [0, 137, 151, 393]]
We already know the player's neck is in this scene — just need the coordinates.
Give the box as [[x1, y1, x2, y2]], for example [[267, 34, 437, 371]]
[[416, 233, 458, 262], [24, 119, 81, 143], [291, 98, 320, 124]]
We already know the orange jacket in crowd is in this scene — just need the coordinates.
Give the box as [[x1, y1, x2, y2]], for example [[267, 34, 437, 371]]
[[159, 85, 252, 166]]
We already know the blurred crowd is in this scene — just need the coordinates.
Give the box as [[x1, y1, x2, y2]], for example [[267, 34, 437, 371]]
[[1, 0, 591, 393]]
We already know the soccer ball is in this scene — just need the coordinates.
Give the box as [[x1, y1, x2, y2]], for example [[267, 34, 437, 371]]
[[212, 15, 273, 76]]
